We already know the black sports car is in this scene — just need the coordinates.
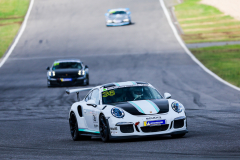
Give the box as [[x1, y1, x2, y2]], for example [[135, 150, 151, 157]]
[[46, 59, 89, 87]]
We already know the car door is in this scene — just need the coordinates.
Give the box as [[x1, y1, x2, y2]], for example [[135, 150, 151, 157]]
[[82, 91, 93, 130], [90, 89, 100, 131], [84, 89, 100, 131]]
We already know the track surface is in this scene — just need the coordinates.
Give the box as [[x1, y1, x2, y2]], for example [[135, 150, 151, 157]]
[[0, 0, 240, 159]]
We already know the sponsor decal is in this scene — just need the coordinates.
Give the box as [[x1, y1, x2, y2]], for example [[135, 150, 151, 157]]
[[54, 62, 59, 66], [110, 127, 118, 130], [93, 115, 96, 122], [94, 124, 98, 128], [144, 120, 166, 126], [146, 116, 161, 120], [60, 78, 72, 82]]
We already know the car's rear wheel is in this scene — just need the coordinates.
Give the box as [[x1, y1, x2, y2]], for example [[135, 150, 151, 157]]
[[171, 133, 186, 138], [69, 112, 81, 141], [99, 114, 110, 142]]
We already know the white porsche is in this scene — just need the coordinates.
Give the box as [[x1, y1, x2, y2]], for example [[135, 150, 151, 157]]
[[66, 81, 188, 142]]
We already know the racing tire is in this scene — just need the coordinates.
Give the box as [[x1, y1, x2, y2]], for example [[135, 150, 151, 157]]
[[99, 114, 110, 142], [69, 112, 81, 141], [47, 81, 52, 88], [171, 133, 186, 138], [86, 75, 89, 85], [82, 75, 89, 86]]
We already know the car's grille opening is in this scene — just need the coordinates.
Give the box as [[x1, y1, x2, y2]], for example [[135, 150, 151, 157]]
[[140, 124, 169, 133], [56, 73, 78, 78], [174, 119, 184, 129], [120, 125, 134, 133]]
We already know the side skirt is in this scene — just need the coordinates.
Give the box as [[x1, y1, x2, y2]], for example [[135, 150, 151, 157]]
[[78, 129, 100, 135]]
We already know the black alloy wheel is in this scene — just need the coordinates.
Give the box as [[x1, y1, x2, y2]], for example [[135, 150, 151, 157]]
[[171, 133, 186, 138], [99, 114, 110, 142], [69, 112, 81, 141]]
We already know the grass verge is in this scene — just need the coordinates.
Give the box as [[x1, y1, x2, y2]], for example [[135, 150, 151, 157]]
[[190, 45, 240, 87], [0, 0, 30, 59], [174, 0, 240, 43]]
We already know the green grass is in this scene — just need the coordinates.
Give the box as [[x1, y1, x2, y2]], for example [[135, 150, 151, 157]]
[[175, 0, 222, 19], [191, 45, 240, 87], [0, 0, 30, 58], [175, 0, 240, 43]]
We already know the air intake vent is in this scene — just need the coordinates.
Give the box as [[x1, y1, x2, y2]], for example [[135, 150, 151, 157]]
[[174, 119, 184, 128], [141, 124, 169, 133]]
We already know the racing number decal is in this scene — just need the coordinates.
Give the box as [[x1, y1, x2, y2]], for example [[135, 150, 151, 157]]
[[102, 90, 115, 97]]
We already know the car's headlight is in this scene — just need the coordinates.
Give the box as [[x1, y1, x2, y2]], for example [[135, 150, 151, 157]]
[[48, 71, 55, 76], [111, 107, 125, 118], [107, 20, 113, 23], [123, 19, 129, 22], [171, 101, 184, 113], [78, 70, 85, 75]]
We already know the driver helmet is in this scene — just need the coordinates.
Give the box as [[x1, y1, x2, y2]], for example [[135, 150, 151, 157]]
[[132, 87, 143, 99]]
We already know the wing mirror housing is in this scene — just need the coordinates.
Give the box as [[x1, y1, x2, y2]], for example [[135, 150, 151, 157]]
[[46, 66, 50, 70], [85, 65, 88, 69], [87, 100, 97, 107], [164, 92, 171, 99]]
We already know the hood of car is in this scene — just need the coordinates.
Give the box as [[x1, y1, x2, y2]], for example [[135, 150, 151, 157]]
[[110, 99, 169, 115], [52, 69, 80, 78], [107, 14, 128, 20]]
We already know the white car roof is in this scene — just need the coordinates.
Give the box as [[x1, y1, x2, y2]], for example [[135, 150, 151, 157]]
[[108, 8, 128, 13]]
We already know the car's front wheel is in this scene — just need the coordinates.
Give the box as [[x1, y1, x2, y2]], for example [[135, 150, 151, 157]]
[[69, 112, 81, 141], [99, 114, 110, 142], [47, 81, 52, 87]]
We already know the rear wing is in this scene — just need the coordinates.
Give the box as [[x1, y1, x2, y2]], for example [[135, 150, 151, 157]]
[[66, 88, 92, 101]]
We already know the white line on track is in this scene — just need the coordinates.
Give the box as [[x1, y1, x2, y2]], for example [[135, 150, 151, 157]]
[[159, 0, 240, 92], [0, 0, 35, 68]]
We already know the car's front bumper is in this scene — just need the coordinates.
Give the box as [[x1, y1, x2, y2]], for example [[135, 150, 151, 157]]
[[109, 129, 188, 140], [47, 76, 86, 86], [106, 22, 130, 26], [107, 113, 188, 139]]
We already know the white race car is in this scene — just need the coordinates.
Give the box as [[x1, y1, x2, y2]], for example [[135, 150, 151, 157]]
[[66, 81, 188, 142]]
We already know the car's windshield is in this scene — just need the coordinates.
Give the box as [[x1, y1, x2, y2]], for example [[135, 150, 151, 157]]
[[52, 62, 82, 70], [110, 11, 126, 15], [102, 86, 163, 104]]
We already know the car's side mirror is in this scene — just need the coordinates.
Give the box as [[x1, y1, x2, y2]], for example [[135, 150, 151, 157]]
[[164, 92, 171, 99], [127, 11, 131, 14], [85, 65, 88, 69], [46, 66, 50, 70], [87, 99, 97, 107]]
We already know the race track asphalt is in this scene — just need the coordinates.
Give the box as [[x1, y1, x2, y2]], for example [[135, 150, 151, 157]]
[[0, 0, 240, 159]]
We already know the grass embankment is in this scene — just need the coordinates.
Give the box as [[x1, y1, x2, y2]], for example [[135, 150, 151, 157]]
[[175, 0, 240, 43], [191, 45, 240, 87], [0, 0, 30, 58]]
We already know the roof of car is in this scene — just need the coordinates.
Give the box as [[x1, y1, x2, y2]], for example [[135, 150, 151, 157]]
[[108, 8, 129, 13], [54, 59, 81, 63], [100, 81, 149, 88]]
